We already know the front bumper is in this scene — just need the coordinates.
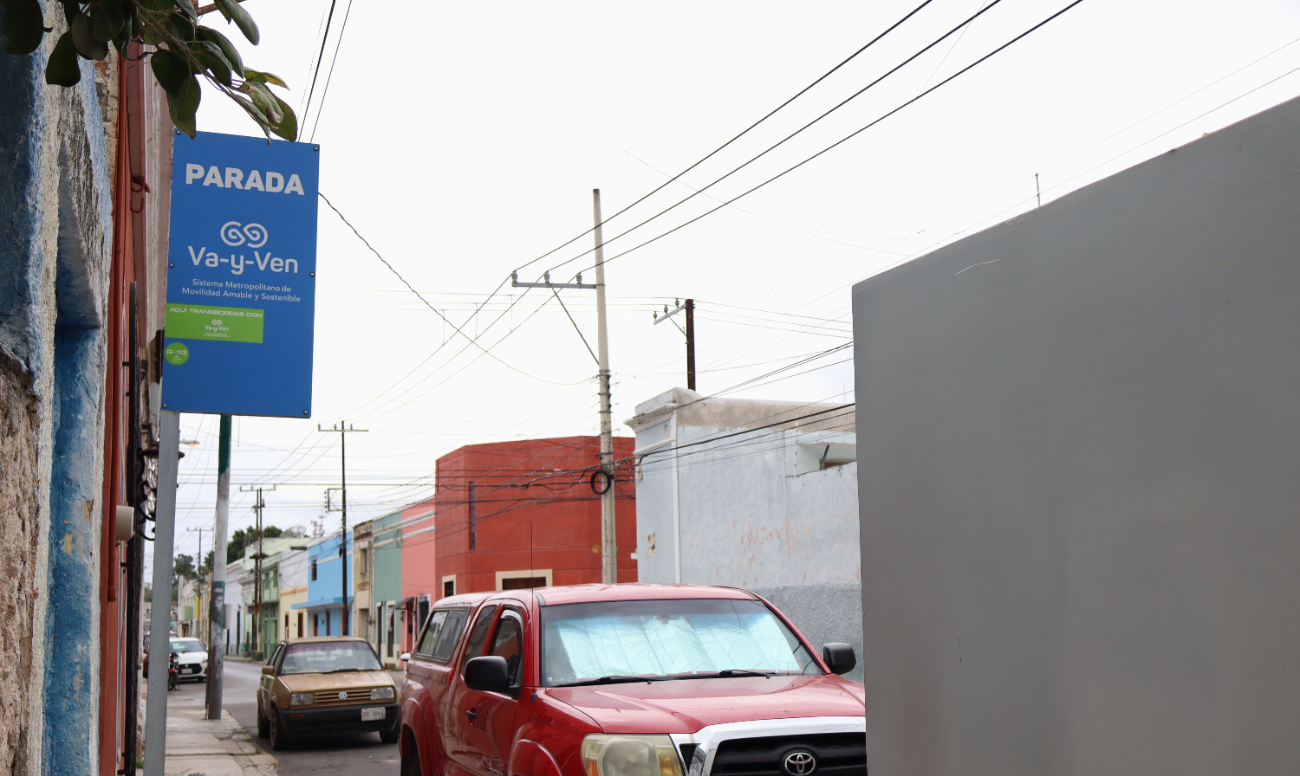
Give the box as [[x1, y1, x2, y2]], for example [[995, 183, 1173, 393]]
[[177, 663, 206, 680], [277, 704, 399, 736]]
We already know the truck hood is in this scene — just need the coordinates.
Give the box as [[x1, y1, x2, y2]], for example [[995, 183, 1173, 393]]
[[542, 675, 864, 734]]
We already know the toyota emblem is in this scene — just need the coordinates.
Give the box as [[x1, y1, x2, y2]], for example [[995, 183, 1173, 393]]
[[782, 751, 816, 776], [338, 691, 347, 701]]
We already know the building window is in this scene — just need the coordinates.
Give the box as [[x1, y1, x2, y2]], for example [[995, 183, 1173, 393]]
[[443, 579, 455, 598], [310, 560, 317, 581], [297, 612, 303, 638], [501, 576, 547, 590], [284, 613, 288, 631]]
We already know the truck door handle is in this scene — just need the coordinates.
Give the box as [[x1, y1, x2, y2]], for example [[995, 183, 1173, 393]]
[[466, 708, 477, 720]]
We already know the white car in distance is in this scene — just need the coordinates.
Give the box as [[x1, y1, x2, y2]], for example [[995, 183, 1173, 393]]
[[170, 637, 208, 682]]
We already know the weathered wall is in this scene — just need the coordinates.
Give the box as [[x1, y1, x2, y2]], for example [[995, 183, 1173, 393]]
[[0, 5, 115, 772], [630, 388, 863, 681], [853, 95, 1300, 773], [0, 349, 39, 776]]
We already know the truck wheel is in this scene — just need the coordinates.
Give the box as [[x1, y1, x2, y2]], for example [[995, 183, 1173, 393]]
[[256, 708, 269, 739], [380, 721, 399, 744], [401, 744, 422, 776], [269, 710, 292, 751]]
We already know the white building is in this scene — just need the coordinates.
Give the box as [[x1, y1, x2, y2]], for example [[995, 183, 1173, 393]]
[[626, 387, 862, 680]]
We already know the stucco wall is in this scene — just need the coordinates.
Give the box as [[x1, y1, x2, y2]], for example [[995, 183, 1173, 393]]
[[0, 12, 115, 773], [630, 390, 862, 681], [853, 94, 1300, 773]]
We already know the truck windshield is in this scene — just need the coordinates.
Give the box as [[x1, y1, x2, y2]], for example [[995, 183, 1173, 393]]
[[280, 641, 382, 675], [540, 598, 821, 687]]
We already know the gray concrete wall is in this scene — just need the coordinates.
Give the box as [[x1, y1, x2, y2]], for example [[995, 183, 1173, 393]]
[[852, 95, 1300, 774]]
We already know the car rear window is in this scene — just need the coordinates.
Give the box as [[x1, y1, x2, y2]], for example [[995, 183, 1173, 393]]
[[431, 610, 469, 662], [415, 611, 447, 656]]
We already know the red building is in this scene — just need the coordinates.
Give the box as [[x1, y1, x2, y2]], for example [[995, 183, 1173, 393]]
[[414, 436, 636, 605]]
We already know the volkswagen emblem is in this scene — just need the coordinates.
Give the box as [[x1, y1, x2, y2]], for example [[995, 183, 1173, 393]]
[[338, 691, 347, 701], [782, 751, 816, 776]]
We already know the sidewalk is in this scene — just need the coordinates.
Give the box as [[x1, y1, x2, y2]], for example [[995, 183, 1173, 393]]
[[163, 705, 279, 776], [139, 678, 278, 776]]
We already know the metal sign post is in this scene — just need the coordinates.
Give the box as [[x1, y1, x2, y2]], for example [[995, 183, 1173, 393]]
[[146, 130, 321, 769], [142, 410, 180, 776]]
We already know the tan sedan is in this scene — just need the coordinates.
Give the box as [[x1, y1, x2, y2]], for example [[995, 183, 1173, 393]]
[[256, 636, 399, 750]]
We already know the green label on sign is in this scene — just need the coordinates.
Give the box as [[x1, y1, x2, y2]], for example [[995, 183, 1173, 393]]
[[164, 343, 189, 365], [165, 304, 265, 343]]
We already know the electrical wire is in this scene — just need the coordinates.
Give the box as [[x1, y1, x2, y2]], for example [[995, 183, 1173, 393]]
[[300, 0, 339, 129], [567, 0, 1090, 280], [308, 0, 354, 142]]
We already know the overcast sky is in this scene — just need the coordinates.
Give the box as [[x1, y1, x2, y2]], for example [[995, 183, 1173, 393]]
[[156, 0, 1300, 567]]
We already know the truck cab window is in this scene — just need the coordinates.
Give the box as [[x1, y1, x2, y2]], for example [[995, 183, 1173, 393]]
[[490, 612, 523, 689], [460, 605, 497, 676]]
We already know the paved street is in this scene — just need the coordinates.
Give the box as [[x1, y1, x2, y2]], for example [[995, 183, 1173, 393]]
[[188, 659, 400, 776]]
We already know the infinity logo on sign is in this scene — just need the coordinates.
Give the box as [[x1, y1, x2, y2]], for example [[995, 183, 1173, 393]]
[[220, 221, 269, 248]]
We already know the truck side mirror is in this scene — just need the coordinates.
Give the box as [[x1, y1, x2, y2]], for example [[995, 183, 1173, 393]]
[[399, 652, 411, 663], [464, 656, 510, 693], [261, 665, 275, 675], [822, 643, 856, 676]]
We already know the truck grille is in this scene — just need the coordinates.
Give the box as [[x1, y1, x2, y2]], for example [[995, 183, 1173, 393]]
[[311, 689, 373, 706], [710, 733, 866, 776]]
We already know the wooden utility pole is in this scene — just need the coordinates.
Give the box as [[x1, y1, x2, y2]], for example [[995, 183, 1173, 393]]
[[655, 298, 696, 391]]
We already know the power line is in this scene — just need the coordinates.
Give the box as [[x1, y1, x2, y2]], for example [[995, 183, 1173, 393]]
[[540, 0, 1012, 280], [308, 0, 355, 142], [300, 0, 339, 128], [568, 0, 1090, 280]]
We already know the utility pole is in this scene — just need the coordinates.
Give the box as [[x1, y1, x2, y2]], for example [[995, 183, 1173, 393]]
[[654, 298, 696, 391], [511, 190, 617, 583], [592, 189, 617, 585], [318, 421, 367, 635], [205, 414, 231, 720], [239, 484, 274, 656]]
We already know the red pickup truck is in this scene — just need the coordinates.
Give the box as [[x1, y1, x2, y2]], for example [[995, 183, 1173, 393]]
[[397, 583, 865, 776]]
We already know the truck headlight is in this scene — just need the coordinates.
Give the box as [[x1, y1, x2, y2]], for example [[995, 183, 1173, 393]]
[[370, 686, 395, 701], [582, 735, 683, 776], [289, 693, 313, 707]]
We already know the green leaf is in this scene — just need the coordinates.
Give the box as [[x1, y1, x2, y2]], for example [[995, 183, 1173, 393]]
[[1, 0, 46, 56], [195, 26, 243, 77], [44, 31, 81, 86], [242, 80, 281, 123], [269, 95, 297, 141], [243, 69, 287, 88], [141, 24, 165, 45], [194, 48, 231, 87], [167, 13, 195, 41], [166, 74, 201, 137], [138, 0, 172, 10], [214, 0, 257, 45], [70, 11, 108, 60], [91, 6, 124, 41], [171, 0, 196, 21], [60, 0, 76, 25], [150, 48, 190, 96]]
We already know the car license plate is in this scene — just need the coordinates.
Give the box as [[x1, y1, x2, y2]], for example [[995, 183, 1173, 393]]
[[187, 666, 198, 674], [361, 707, 385, 722]]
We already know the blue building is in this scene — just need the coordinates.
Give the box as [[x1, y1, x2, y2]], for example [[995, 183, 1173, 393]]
[[294, 534, 354, 636]]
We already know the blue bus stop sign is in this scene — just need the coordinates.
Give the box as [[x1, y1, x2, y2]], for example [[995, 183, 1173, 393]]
[[161, 130, 320, 417]]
